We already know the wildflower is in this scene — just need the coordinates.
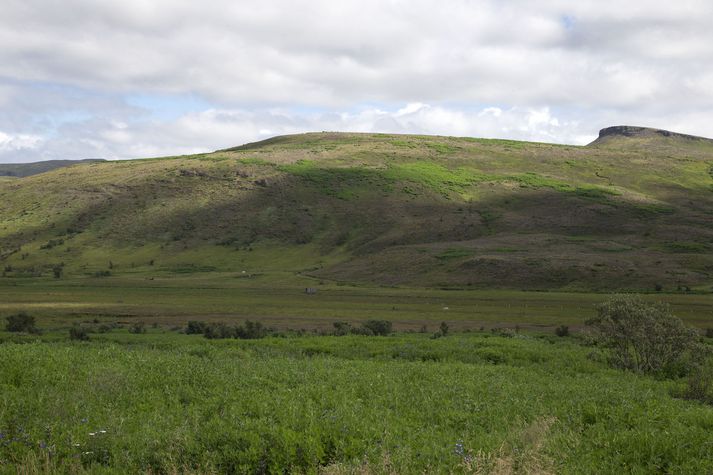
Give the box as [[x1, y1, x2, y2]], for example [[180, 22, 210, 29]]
[[454, 440, 465, 456]]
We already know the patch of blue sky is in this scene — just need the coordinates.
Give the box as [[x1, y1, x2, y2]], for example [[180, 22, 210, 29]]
[[561, 15, 576, 30]]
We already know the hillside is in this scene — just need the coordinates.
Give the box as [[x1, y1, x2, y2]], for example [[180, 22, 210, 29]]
[[1, 127, 713, 291], [0, 158, 106, 178]]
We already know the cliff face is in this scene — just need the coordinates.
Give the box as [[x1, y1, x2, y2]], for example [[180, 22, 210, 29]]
[[590, 125, 713, 146]]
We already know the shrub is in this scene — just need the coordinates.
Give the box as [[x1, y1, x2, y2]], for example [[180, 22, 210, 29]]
[[361, 320, 392, 336], [5, 312, 37, 333], [203, 323, 234, 339], [236, 320, 269, 339], [555, 325, 569, 337], [439, 321, 449, 336], [69, 325, 89, 341], [333, 321, 352, 336], [185, 320, 207, 335], [128, 322, 146, 334], [677, 359, 713, 405], [705, 328, 713, 339], [586, 295, 699, 375]]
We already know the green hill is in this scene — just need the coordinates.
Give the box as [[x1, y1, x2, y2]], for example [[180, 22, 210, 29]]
[[1, 127, 712, 291]]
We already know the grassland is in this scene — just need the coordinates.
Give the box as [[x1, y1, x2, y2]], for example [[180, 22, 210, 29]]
[[0, 330, 712, 474], [2, 275, 713, 332]]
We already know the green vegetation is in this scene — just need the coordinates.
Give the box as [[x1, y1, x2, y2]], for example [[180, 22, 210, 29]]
[[4, 312, 36, 333], [1, 330, 711, 473], [586, 295, 701, 375], [3, 129, 713, 472], [3, 130, 713, 290]]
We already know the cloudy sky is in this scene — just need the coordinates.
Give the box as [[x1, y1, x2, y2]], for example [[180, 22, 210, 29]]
[[1, 0, 713, 162]]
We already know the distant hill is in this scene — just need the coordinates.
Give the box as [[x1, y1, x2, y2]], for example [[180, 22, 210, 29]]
[[0, 159, 106, 178], [1, 128, 712, 291]]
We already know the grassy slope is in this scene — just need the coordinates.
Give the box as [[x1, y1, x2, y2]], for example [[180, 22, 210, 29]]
[[1, 333, 712, 473], [1, 131, 713, 292]]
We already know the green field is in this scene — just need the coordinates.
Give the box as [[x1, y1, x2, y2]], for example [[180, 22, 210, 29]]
[[1, 331, 712, 474], [2, 276, 713, 332]]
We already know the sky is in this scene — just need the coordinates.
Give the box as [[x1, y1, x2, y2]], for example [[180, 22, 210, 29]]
[[1, 0, 713, 163]]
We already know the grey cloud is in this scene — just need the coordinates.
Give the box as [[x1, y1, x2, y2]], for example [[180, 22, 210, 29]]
[[2, 0, 713, 108]]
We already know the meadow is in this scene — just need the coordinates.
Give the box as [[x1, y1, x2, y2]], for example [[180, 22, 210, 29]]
[[1, 328, 712, 474]]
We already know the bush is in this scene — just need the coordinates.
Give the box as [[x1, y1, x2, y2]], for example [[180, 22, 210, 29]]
[[128, 322, 146, 334], [586, 295, 699, 375], [185, 320, 207, 335], [203, 323, 234, 339], [439, 321, 449, 336], [235, 320, 269, 339], [69, 325, 89, 341], [333, 321, 352, 336], [677, 359, 713, 405], [5, 312, 37, 333], [555, 325, 569, 337], [361, 320, 392, 336], [705, 328, 713, 339]]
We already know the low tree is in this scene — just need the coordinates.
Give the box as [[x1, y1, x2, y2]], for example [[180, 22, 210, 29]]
[[586, 295, 698, 374]]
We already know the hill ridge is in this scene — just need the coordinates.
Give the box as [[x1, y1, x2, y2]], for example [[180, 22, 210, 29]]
[[590, 125, 713, 146]]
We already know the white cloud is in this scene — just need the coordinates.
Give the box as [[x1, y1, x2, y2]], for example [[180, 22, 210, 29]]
[[0, 104, 597, 162], [1, 0, 713, 161], [0, 131, 43, 152]]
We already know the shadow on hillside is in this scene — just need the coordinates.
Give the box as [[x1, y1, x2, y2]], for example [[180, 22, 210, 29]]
[[2, 165, 712, 290]]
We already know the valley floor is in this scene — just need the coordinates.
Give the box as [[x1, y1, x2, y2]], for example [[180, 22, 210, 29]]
[[1, 275, 713, 331], [1, 276, 713, 473]]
